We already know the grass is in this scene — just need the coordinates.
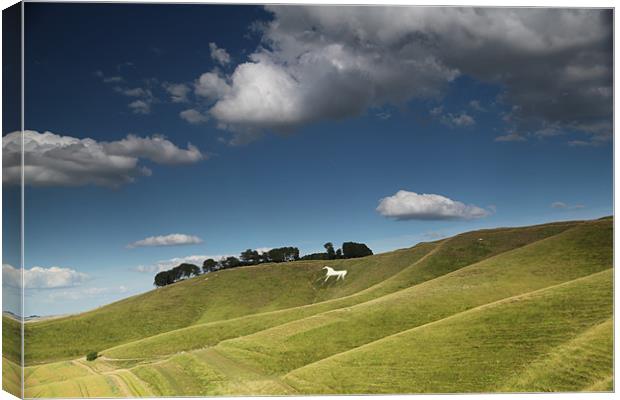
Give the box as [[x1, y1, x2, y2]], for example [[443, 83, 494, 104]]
[[2, 315, 22, 397], [2, 314, 21, 363], [103, 220, 576, 361], [500, 317, 613, 392], [285, 269, 612, 394], [8, 217, 613, 396], [2, 356, 21, 398], [24, 239, 436, 365], [212, 219, 612, 376], [23, 358, 154, 398]]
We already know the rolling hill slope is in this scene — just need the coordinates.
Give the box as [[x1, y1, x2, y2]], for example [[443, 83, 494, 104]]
[[23, 219, 578, 365], [8, 217, 613, 396], [211, 219, 612, 377], [285, 269, 612, 394], [23, 240, 436, 364]]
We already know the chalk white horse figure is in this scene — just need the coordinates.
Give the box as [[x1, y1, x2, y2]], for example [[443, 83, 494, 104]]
[[322, 266, 347, 282]]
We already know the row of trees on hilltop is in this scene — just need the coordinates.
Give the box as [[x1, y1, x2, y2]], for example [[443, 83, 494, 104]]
[[301, 242, 373, 260], [154, 263, 201, 287], [153, 242, 373, 287]]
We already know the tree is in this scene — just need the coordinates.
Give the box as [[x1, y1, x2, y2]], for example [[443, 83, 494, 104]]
[[240, 249, 261, 265], [169, 263, 200, 280], [342, 242, 373, 259], [178, 263, 200, 278], [259, 251, 271, 264], [300, 252, 328, 260], [154, 270, 174, 287], [86, 351, 98, 361], [324, 242, 336, 259], [154, 263, 200, 287], [335, 249, 343, 259], [267, 247, 299, 263], [202, 258, 217, 273], [288, 247, 300, 261], [221, 256, 241, 269]]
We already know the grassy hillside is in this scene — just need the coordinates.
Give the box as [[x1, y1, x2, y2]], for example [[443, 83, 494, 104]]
[[2, 314, 22, 397], [2, 357, 21, 398], [23, 241, 436, 364], [11, 217, 613, 396], [104, 219, 592, 362], [285, 270, 612, 393], [211, 219, 612, 376], [24, 218, 573, 365]]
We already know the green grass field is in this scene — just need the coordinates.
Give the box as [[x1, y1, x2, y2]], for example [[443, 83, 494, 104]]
[[2, 313, 22, 397], [4, 217, 613, 396]]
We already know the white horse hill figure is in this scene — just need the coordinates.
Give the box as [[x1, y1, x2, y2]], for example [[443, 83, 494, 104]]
[[322, 266, 347, 282]]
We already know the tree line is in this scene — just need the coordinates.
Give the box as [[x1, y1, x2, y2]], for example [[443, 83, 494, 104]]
[[154, 241, 373, 287]]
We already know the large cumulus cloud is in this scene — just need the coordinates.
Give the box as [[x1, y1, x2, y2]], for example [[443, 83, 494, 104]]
[[3, 130, 204, 187], [189, 7, 612, 145]]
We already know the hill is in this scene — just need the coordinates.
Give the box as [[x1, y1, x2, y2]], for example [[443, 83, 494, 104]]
[[4, 217, 612, 397]]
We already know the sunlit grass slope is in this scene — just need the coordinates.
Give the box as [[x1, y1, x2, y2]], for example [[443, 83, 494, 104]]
[[17, 217, 613, 396], [2, 314, 21, 363], [211, 219, 612, 376], [2, 314, 22, 397], [285, 269, 612, 394], [24, 239, 436, 364], [102, 220, 575, 361], [501, 317, 613, 392], [2, 356, 21, 398]]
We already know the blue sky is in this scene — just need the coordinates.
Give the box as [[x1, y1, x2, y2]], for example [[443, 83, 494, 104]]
[[2, 4, 613, 316]]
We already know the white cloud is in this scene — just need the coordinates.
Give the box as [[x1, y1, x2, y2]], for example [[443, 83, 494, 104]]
[[96, 71, 157, 114], [566, 120, 612, 146], [128, 99, 151, 114], [2, 130, 204, 188], [194, 71, 231, 101], [3, 264, 89, 289], [209, 42, 231, 65], [102, 134, 203, 164], [127, 233, 203, 249], [376, 111, 391, 120], [135, 254, 234, 273], [180, 109, 209, 124], [94, 70, 123, 84], [532, 124, 563, 138], [186, 7, 610, 144], [440, 112, 475, 127], [430, 106, 475, 128], [99, 73, 157, 114], [430, 106, 444, 117], [377, 190, 492, 221], [163, 82, 190, 103], [206, 42, 456, 139]]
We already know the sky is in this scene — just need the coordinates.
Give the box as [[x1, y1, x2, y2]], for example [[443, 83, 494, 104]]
[[2, 4, 613, 317]]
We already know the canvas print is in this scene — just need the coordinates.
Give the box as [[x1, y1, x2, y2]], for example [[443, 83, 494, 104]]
[[1, 2, 614, 398]]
